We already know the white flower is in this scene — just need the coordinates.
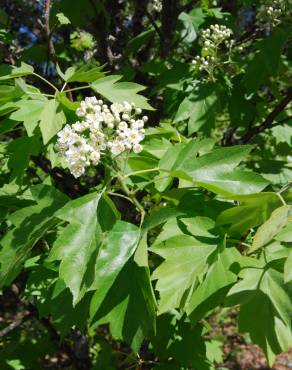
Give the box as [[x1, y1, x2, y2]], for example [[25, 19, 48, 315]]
[[201, 24, 233, 51], [65, 147, 82, 165], [90, 151, 101, 165], [122, 113, 130, 121], [72, 121, 86, 133], [123, 101, 133, 113], [133, 143, 143, 153], [118, 121, 128, 131], [131, 121, 140, 130], [93, 105, 101, 113], [86, 113, 103, 125], [126, 128, 144, 144], [111, 141, 125, 156], [71, 163, 86, 178], [153, 0, 162, 12], [57, 124, 73, 141], [111, 102, 124, 115], [256, 0, 286, 31], [103, 112, 115, 125]]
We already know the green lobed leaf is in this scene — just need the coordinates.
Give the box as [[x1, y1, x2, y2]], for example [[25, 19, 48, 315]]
[[7, 135, 42, 185], [9, 97, 66, 143], [39, 99, 66, 144], [217, 193, 282, 235], [167, 145, 269, 195], [91, 75, 154, 110], [151, 235, 217, 314], [90, 220, 140, 292], [175, 84, 219, 135], [227, 265, 292, 365], [64, 64, 105, 83], [251, 205, 292, 252], [0, 184, 68, 287], [56, 12, 71, 24], [10, 98, 46, 136], [48, 192, 103, 304], [244, 28, 290, 92], [0, 62, 34, 80], [90, 260, 156, 352], [186, 247, 239, 323]]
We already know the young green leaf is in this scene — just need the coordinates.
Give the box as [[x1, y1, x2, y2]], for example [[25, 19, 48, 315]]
[[56, 12, 71, 25]]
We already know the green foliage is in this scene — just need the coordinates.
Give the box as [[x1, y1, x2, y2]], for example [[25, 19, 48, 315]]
[[0, 0, 291, 369], [91, 75, 154, 110]]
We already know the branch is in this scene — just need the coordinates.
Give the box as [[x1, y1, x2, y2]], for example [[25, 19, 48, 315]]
[[238, 89, 292, 144], [181, 0, 199, 13], [235, 27, 259, 46], [145, 9, 162, 38], [44, 0, 56, 63], [0, 312, 31, 337], [160, 0, 180, 58]]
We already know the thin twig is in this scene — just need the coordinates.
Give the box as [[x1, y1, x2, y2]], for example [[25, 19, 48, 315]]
[[62, 85, 91, 93], [238, 88, 292, 144], [235, 28, 259, 46], [107, 191, 135, 205], [116, 173, 146, 224], [124, 167, 160, 178], [32, 72, 58, 92]]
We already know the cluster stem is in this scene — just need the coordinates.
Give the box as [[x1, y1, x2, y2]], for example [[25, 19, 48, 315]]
[[116, 172, 145, 225]]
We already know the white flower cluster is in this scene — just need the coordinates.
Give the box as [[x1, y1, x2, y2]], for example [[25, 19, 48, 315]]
[[153, 0, 162, 12], [192, 55, 215, 71], [55, 97, 147, 178], [191, 24, 235, 80], [256, 0, 286, 31], [200, 24, 233, 53]]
